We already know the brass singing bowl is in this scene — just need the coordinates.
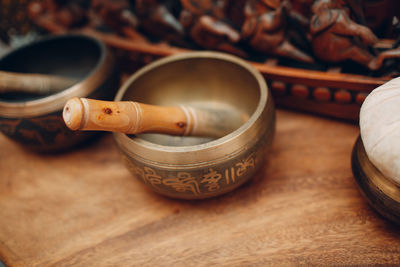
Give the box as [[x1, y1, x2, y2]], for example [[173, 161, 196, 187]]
[[0, 34, 118, 152], [113, 52, 275, 199], [352, 136, 400, 224]]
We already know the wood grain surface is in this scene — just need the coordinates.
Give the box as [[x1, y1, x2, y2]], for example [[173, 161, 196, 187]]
[[1, 110, 400, 266]]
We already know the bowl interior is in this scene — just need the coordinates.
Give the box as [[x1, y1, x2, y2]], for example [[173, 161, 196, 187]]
[[0, 35, 102, 102], [120, 56, 261, 146]]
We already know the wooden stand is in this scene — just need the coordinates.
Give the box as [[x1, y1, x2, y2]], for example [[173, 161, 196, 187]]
[[25, 0, 398, 122], [80, 29, 390, 122]]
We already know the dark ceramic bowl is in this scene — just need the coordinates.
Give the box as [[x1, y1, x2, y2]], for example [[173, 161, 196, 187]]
[[0, 34, 119, 152]]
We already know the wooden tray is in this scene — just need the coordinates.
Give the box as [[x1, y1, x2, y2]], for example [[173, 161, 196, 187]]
[[1, 110, 400, 266]]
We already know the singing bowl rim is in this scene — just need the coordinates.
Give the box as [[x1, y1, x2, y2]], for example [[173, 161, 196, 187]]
[[0, 34, 114, 118], [113, 51, 272, 167], [351, 136, 400, 224]]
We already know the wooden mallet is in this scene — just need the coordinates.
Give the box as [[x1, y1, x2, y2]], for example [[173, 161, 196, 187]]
[[63, 97, 249, 138], [0, 70, 77, 95]]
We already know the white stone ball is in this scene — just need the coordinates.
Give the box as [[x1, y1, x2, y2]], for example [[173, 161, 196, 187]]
[[360, 77, 400, 185]]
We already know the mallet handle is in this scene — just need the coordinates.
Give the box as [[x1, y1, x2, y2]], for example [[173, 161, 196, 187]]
[[63, 97, 193, 136], [0, 70, 76, 94]]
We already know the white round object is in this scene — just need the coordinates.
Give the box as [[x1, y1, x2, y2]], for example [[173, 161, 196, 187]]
[[360, 77, 400, 185]]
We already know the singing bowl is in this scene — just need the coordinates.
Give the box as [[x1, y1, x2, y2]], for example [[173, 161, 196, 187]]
[[113, 52, 275, 199], [352, 136, 400, 224], [0, 34, 118, 152]]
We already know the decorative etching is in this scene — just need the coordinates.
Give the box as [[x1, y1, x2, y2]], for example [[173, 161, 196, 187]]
[[201, 168, 223, 191], [143, 167, 163, 186], [163, 172, 201, 195], [235, 153, 255, 176], [124, 152, 256, 196]]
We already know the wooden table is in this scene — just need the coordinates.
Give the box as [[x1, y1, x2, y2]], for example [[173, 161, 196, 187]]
[[1, 109, 400, 266]]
